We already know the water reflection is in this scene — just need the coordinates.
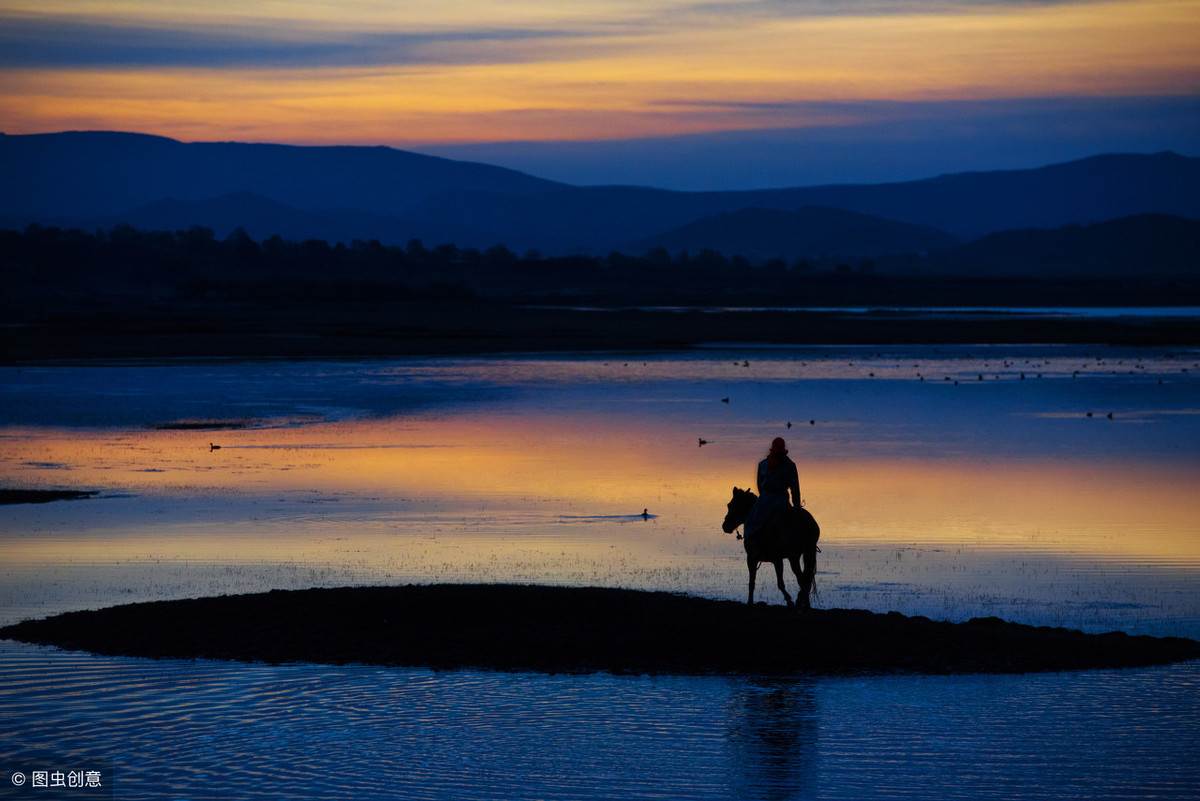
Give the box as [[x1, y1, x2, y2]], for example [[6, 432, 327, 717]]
[[0, 346, 1197, 635], [726, 679, 818, 801], [0, 639, 1196, 800], [1, 348, 1199, 800], [2, 416, 1196, 560]]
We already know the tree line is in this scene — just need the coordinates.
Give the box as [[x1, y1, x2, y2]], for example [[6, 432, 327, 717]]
[[2, 224, 1189, 313]]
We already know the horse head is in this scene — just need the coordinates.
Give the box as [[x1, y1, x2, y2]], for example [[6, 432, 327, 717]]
[[722, 486, 756, 534]]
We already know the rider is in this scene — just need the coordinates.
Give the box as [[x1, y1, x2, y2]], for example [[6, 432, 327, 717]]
[[743, 437, 801, 545]]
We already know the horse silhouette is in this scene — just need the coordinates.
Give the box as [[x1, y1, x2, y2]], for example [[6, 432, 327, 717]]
[[723, 487, 819, 608]]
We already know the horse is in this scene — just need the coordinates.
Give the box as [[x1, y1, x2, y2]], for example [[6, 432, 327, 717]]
[[722, 487, 820, 609]]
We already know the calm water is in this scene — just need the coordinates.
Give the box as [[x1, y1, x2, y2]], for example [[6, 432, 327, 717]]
[[1, 345, 1198, 799], [532, 305, 1200, 319]]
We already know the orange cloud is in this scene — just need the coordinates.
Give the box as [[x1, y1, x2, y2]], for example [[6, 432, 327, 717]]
[[0, 0, 1196, 144]]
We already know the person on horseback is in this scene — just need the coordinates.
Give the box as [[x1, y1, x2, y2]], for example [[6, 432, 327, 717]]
[[744, 437, 801, 546], [722, 437, 818, 608]]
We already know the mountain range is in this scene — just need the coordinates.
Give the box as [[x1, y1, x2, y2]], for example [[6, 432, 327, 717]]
[[926, 214, 1200, 278], [632, 207, 957, 261], [2, 131, 1198, 273]]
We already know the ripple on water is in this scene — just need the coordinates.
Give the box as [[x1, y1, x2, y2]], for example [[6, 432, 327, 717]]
[[1, 351, 1198, 798], [0, 642, 1197, 800]]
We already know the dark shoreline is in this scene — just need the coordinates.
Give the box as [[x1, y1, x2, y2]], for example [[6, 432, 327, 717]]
[[3, 585, 1196, 676], [0, 489, 98, 505], [5, 304, 1200, 363]]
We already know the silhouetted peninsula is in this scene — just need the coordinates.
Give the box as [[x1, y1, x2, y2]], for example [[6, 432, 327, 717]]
[[0, 488, 98, 505], [3, 585, 1196, 675]]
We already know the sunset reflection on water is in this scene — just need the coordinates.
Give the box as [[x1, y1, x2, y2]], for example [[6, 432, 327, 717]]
[[1, 346, 1198, 633]]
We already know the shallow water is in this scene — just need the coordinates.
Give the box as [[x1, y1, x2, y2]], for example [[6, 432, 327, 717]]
[[0, 640, 1197, 801], [532, 305, 1200, 319], [1, 345, 1198, 798]]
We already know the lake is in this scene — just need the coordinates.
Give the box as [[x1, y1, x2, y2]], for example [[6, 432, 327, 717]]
[[1, 345, 1198, 799], [530, 305, 1200, 320]]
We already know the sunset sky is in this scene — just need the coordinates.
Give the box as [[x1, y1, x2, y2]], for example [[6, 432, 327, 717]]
[[2, 0, 1198, 186]]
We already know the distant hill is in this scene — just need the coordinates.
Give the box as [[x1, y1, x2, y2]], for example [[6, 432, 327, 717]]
[[732, 152, 1200, 239], [926, 214, 1200, 277], [630, 206, 956, 261], [0, 131, 559, 221], [102, 192, 501, 247], [420, 152, 1200, 251], [3, 131, 1199, 265], [117, 192, 363, 242]]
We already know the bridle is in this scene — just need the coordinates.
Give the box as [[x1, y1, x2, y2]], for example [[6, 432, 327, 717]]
[[724, 496, 750, 540]]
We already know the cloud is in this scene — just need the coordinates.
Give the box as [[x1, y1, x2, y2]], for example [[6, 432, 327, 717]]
[[0, 14, 602, 69], [688, 0, 1098, 16], [0, 2, 1107, 70], [2, 0, 1193, 150]]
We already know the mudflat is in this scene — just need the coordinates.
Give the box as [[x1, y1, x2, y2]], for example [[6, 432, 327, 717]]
[[0, 488, 97, 505], [7, 304, 1200, 363], [3, 584, 1196, 675]]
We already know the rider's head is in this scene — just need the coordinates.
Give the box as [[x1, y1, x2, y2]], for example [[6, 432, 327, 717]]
[[768, 437, 788, 467]]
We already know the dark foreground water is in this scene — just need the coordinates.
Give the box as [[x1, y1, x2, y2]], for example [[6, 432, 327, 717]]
[[1, 641, 1197, 800], [1, 345, 1198, 799]]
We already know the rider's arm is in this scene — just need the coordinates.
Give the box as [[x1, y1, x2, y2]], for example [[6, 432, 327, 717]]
[[789, 463, 801, 508]]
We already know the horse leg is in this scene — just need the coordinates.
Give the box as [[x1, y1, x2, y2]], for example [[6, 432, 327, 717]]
[[800, 544, 817, 609], [747, 553, 758, 605], [789, 554, 810, 610], [773, 559, 794, 608], [788, 554, 805, 601]]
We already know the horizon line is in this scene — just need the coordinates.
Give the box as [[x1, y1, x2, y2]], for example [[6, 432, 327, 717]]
[[2, 127, 1195, 194]]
